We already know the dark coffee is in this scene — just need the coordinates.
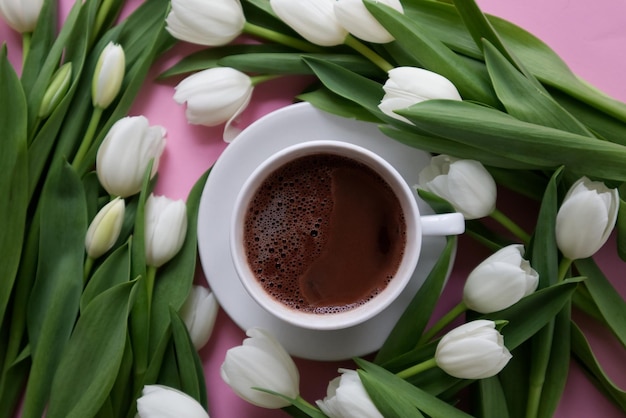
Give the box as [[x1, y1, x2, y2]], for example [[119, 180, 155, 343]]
[[243, 153, 406, 314]]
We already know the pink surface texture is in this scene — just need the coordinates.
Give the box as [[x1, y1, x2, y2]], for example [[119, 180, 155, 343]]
[[3, 0, 626, 417]]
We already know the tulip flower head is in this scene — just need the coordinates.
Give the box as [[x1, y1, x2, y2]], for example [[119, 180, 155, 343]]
[[418, 154, 497, 220], [137, 385, 209, 418], [435, 320, 512, 379], [144, 194, 188, 268], [463, 244, 539, 314], [555, 176, 619, 260], [180, 285, 219, 350], [84, 197, 125, 259], [334, 0, 403, 44], [38, 62, 73, 118], [92, 42, 125, 109], [316, 369, 383, 418], [0, 0, 44, 33], [173, 67, 253, 141], [270, 0, 348, 46], [165, 0, 245, 46], [96, 115, 166, 198], [221, 328, 300, 408], [378, 66, 462, 123]]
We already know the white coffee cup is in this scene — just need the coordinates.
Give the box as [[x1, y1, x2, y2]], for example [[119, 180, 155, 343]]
[[230, 140, 464, 330]]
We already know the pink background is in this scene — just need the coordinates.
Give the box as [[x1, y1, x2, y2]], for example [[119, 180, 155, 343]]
[[3, 0, 626, 416]]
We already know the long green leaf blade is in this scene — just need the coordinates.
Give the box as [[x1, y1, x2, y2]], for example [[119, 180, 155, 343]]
[[46, 280, 138, 418]]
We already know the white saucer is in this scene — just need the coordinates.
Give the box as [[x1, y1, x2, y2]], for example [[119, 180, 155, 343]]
[[197, 102, 450, 361]]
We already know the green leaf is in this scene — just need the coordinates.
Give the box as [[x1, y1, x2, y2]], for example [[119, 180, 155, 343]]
[[158, 44, 295, 79], [375, 236, 456, 364], [529, 167, 562, 288], [365, 0, 498, 107], [571, 322, 626, 410], [487, 167, 548, 201], [400, 100, 626, 182], [476, 376, 510, 418], [617, 188, 626, 261], [379, 125, 540, 170], [297, 87, 382, 123], [46, 280, 138, 418], [482, 40, 592, 137], [357, 359, 472, 418], [574, 258, 626, 348], [220, 52, 383, 77], [498, 345, 530, 418], [169, 307, 208, 408], [302, 56, 385, 119], [81, 239, 132, 312], [0, 45, 28, 323], [23, 161, 87, 418]]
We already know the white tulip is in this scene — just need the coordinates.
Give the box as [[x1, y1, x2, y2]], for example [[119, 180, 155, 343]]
[[221, 328, 300, 408], [180, 286, 219, 350], [418, 154, 497, 220], [0, 0, 44, 33], [165, 0, 245, 46], [38, 62, 72, 118], [463, 244, 538, 314], [556, 176, 619, 260], [435, 320, 512, 379], [378, 66, 462, 123], [144, 194, 188, 268], [96, 116, 166, 198], [137, 385, 209, 418], [173, 67, 253, 141], [270, 0, 348, 46], [92, 42, 125, 109], [334, 0, 403, 44], [316, 369, 383, 418], [84, 197, 125, 259]]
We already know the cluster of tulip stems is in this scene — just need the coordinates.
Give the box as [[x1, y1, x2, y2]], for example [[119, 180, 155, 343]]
[[0, 0, 219, 417], [1, 0, 626, 417], [161, 0, 626, 417]]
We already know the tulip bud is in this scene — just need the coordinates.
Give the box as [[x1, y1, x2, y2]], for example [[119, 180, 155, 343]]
[[137, 385, 209, 418], [418, 154, 497, 220], [144, 194, 188, 268], [555, 176, 619, 260], [0, 0, 44, 33], [334, 0, 403, 44], [435, 320, 512, 379], [378, 66, 462, 123], [270, 0, 348, 46], [38, 62, 72, 118], [173, 67, 253, 141], [96, 115, 166, 198], [463, 244, 538, 314], [180, 285, 219, 350], [84, 197, 125, 259], [165, 0, 245, 46], [316, 369, 383, 418], [221, 328, 300, 408], [92, 42, 125, 109]]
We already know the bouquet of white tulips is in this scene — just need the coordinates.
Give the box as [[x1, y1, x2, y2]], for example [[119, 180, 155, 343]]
[[162, 0, 626, 417], [0, 1, 218, 417]]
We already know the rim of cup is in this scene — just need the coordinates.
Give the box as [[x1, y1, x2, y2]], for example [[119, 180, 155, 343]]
[[230, 140, 422, 330]]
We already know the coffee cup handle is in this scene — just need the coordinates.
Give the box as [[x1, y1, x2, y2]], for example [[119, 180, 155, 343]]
[[420, 213, 465, 236]]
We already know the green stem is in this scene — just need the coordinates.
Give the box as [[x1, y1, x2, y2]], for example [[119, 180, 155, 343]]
[[490, 208, 531, 244], [243, 22, 324, 53], [417, 301, 467, 346], [145, 265, 157, 317], [72, 106, 103, 169], [557, 257, 572, 282], [344, 34, 393, 72], [22, 32, 32, 67], [396, 357, 438, 380], [92, 0, 114, 43], [250, 74, 281, 86], [83, 256, 95, 284]]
